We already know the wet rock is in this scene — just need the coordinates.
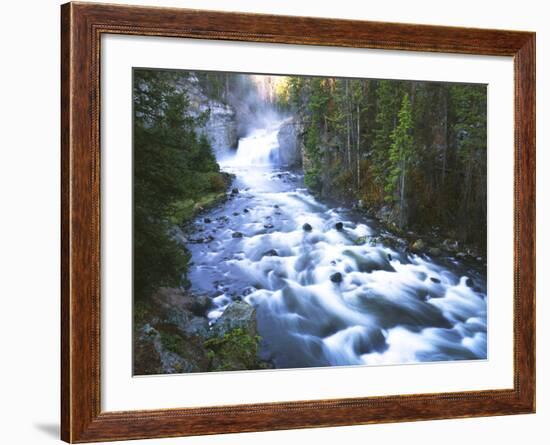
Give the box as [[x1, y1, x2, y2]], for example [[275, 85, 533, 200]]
[[212, 301, 257, 337], [355, 236, 368, 245], [263, 249, 279, 257], [264, 223, 274, 229], [414, 271, 428, 281], [443, 239, 459, 252], [243, 208, 249, 213], [465, 277, 474, 287], [428, 247, 442, 257], [387, 253, 393, 261], [273, 204, 279, 208], [151, 288, 211, 334], [302, 223, 313, 232], [204, 218, 211, 223], [232, 231, 243, 238], [188, 294, 212, 317], [231, 187, 239, 195], [330, 272, 343, 283], [430, 277, 441, 284], [410, 239, 426, 252], [335, 222, 344, 231], [342, 249, 396, 273], [233, 212, 239, 216]]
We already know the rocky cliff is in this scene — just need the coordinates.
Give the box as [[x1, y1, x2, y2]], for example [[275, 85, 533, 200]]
[[175, 74, 238, 156], [276, 117, 304, 168]]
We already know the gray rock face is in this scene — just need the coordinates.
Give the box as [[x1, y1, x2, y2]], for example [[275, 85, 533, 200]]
[[202, 102, 238, 154], [175, 74, 238, 155], [277, 117, 303, 167], [135, 324, 209, 374], [152, 287, 211, 336], [212, 301, 257, 337]]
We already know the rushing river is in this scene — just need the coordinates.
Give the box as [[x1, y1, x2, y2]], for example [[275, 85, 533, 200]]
[[186, 121, 487, 370]]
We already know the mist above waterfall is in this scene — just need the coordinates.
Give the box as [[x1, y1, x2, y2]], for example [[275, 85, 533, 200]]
[[217, 74, 289, 167]]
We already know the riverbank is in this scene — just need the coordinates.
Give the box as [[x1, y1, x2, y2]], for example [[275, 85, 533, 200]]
[[134, 287, 271, 374]]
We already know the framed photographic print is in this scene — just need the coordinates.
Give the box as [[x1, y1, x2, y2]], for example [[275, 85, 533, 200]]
[[61, 2, 535, 442]]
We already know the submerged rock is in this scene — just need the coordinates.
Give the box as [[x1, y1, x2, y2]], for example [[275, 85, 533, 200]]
[[263, 249, 279, 257], [342, 249, 395, 273], [232, 231, 243, 238]]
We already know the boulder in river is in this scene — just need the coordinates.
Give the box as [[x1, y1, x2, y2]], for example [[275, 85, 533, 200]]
[[410, 239, 426, 252], [302, 223, 313, 232], [330, 272, 343, 283], [263, 249, 279, 257], [335, 222, 344, 231], [212, 301, 257, 337], [342, 249, 395, 273], [232, 231, 243, 238], [231, 187, 239, 195]]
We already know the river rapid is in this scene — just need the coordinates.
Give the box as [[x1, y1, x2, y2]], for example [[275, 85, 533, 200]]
[[186, 121, 488, 370]]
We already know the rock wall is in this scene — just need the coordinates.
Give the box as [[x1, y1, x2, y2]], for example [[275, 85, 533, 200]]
[[175, 75, 238, 156], [277, 117, 304, 167]]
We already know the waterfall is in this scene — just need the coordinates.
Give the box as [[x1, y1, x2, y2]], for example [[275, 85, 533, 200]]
[[221, 121, 282, 167]]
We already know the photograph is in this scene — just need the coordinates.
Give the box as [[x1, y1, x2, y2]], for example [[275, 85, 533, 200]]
[[132, 68, 488, 375]]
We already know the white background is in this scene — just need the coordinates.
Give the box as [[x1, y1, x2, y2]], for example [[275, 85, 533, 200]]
[[102, 35, 514, 411], [0, 0, 546, 444]]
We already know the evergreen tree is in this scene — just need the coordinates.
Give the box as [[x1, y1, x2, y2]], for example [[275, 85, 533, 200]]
[[386, 93, 414, 226], [133, 69, 223, 301]]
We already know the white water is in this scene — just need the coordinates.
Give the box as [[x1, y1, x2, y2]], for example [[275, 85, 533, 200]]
[[187, 122, 487, 369]]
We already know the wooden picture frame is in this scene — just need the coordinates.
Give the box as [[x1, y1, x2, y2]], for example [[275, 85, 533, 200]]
[[61, 1, 536, 442]]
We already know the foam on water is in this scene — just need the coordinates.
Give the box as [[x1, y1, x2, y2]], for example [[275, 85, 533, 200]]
[[186, 122, 487, 369]]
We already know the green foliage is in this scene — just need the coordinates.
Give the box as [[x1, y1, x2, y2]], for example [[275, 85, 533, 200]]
[[385, 93, 414, 204], [159, 330, 184, 355], [277, 72, 487, 250], [205, 328, 262, 371], [133, 69, 224, 301]]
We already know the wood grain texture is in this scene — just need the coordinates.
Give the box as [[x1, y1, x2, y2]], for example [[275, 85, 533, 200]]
[[60, 2, 536, 442]]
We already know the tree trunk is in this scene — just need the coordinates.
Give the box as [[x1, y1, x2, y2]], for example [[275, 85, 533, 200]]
[[356, 102, 361, 189], [346, 79, 351, 169]]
